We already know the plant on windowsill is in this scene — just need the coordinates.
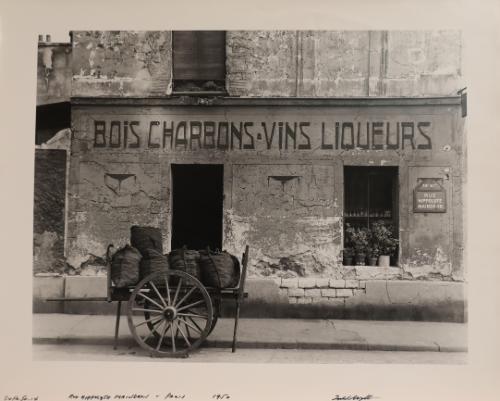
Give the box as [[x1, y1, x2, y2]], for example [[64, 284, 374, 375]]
[[366, 244, 380, 266], [370, 220, 398, 267], [343, 223, 355, 265], [346, 225, 370, 266], [343, 247, 354, 266]]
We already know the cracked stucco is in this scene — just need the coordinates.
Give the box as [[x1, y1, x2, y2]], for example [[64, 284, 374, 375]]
[[71, 31, 172, 97], [60, 31, 465, 281], [64, 30, 463, 100], [65, 103, 464, 282], [227, 30, 463, 97]]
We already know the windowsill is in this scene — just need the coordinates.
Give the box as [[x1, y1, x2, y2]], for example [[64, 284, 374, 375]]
[[343, 265, 399, 267], [171, 91, 228, 96], [342, 265, 403, 280]]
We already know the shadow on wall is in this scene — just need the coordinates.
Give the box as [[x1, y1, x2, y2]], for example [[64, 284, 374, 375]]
[[34, 102, 71, 275]]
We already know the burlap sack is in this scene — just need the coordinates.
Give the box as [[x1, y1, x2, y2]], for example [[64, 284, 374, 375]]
[[139, 248, 170, 284], [131, 226, 163, 255], [169, 247, 202, 280], [111, 245, 142, 288], [199, 250, 240, 288]]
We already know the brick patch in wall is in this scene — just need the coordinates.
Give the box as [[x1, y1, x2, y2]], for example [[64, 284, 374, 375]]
[[297, 297, 313, 304], [315, 278, 330, 287], [311, 297, 329, 304], [281, 278, 299, 288], [279, 277, 365, 303], [288, 288, 305, 297], [345, 280, 359, 289], [298, 278, 317, 288], [330, 279, 346, 288], [304, 288, 321, 297], [321, 288, 337, 297], [336, 289, 354, 297]]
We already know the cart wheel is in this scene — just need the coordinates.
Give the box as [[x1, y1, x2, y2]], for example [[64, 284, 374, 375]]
[[127, 270, 213, 358]]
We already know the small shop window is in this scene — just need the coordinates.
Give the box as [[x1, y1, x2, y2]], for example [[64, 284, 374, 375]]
[[172, 31, 226, 93], [343, 166, 399, 266]]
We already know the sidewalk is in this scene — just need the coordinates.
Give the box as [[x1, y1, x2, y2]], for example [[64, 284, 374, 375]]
[[33, 314, 467, 352]]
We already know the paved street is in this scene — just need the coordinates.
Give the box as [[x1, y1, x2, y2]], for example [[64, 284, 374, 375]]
[[33, 343, 466, 364], [33, 314, 467, 353]]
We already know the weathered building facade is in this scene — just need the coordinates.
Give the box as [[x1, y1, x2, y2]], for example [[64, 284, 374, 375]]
[[35, 31, 466, 320]]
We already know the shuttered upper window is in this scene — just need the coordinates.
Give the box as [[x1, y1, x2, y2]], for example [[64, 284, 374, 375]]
[[172, 31, 226, 93]]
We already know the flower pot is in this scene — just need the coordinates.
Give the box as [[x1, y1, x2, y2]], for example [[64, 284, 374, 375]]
[[355, 253, 366, 266], [378, 255, 390, 267], [343, 256, 353, 266], [368, 256, 378, 266]]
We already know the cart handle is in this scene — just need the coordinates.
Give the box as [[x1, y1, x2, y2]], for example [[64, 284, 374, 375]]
[[106, 244, 114, 302], [238, 245, 249, 301]]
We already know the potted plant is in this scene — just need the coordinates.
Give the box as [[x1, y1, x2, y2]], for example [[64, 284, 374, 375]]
[[366, 243, 380, 266], [371, 221, 398, 267], [346, 225, 370, 266], [343, 224, 355, 265], [343, 247, 354, 266]]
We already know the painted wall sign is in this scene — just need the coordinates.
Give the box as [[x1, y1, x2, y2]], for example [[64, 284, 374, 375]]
[[413, 178, 447, 213], [91, 118, 433, 152]]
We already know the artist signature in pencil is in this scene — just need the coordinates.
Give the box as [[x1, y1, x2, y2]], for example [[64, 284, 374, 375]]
[[332, 395, 376, 401]]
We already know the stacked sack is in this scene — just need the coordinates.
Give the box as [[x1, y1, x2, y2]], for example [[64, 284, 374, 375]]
[[109, 225, 240, 289], [109, 226, 169, 288], [110, 244, 142, 288], [167, 246, 240, 289], [169, 247, 201, 280], [131, 226, 169, 284], [198, 249, 240, 289]]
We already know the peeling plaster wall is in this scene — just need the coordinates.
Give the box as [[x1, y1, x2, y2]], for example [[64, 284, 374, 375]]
[[71, 31, 172, 97], [226, 30, 463, 97], [382, 31, 462, 96], [229, 164, 341, 278], [66, 152, 166, 269], [64, 30, 462, 99], [37, 43, 72, 105], [66, 104, 464, 283], [227, 31, 370, 97]]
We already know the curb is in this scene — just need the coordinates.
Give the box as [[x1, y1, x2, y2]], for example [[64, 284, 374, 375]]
[[32, 337, 467, 353]]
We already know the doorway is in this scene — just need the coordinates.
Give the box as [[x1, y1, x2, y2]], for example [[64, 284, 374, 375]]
[[171, 164, 224, 250]]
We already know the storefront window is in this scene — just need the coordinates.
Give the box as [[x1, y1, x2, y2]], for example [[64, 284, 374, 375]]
[[344, 166, 399, 265]]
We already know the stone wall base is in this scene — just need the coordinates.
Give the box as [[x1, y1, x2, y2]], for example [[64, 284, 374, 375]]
[[33, 276, 466, 322]]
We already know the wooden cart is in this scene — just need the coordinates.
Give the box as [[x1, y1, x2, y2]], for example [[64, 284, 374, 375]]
[[49, 245, 249, 358]]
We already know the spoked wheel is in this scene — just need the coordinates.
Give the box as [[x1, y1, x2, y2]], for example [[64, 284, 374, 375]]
[[127, 270, 213, 358]]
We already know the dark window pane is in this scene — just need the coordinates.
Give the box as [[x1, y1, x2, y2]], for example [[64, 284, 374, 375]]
[[173, 31, 225, 81]]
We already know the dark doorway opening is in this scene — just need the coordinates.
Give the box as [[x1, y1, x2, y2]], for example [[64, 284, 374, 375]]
[[171, 164, 223, 250], [35, 102, 71, 145]]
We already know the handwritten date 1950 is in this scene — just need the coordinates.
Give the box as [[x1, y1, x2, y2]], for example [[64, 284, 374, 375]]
[[212, 395, 230, 400]]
